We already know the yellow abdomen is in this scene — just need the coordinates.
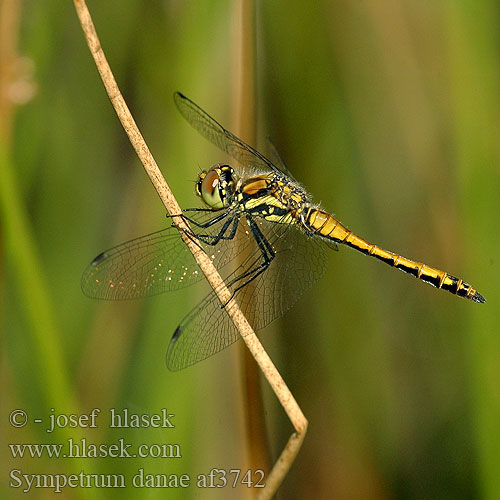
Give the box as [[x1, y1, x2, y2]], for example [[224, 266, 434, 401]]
[[304, 209, 485, 303]]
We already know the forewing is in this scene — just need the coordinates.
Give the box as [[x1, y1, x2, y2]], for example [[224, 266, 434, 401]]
[[82, 210, 249, 300], [174, 92, 285, 176]]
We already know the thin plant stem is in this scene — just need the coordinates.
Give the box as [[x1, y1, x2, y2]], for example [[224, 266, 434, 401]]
[[233, 0, 273, 483], [73, 1, 308, 497]]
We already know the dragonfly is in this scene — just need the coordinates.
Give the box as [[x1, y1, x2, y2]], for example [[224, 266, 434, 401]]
[[82, 92, 486, 371]]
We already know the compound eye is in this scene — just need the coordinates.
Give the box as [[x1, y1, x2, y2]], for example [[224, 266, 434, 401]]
[[200, 169, 224, 209]]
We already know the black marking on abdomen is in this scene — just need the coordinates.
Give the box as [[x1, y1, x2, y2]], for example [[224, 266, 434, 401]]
[[353, 245, 370, 256], [399, 265, 420, 278], [372, 253, 393, 266], [456, 285, 471, 299], [419, 273, 442, 288], [441, 275, 460, 293]]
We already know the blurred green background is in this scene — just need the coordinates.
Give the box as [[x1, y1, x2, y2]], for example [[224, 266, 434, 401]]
[[2, 1, 499, 499]]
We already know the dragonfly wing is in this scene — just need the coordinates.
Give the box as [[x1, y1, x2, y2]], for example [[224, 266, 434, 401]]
[[166, 217, 329, 370], [82, 226, 202, 300], [82, 209, 250, 300], [166, 289, 241, 371], [236, 220, 329, 330], [265, 136, 298, 180], [174, 92, 283, 175]]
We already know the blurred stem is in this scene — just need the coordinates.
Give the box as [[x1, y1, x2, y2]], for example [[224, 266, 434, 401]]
[[233, 0, 272, 481], [0, 144, 94, 500], [446, 3, 500, 499], [0, 0, 20, 143], [0, 3, 92, 498], [0, 3, 76, 417], [233, 0, 256, 134], [0, 143, 74, 406]]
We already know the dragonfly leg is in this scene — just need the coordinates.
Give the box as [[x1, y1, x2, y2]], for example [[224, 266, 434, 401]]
[[167, 208, 229, 229], [221, 217, 276, 307], [182, 212, 240, 246], [181, 209, 233, 229], [165, 207, 214, 221]]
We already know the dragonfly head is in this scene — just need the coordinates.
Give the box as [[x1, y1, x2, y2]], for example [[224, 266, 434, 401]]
[[196, 164, 236, 209]]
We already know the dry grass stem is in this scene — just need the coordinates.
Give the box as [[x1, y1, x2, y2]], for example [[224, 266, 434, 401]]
[[73, 1, 308, 497], [233, 0, 273, 485]]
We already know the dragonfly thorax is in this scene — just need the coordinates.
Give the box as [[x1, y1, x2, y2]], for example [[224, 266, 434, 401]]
[[196, 164, 238, 210]]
